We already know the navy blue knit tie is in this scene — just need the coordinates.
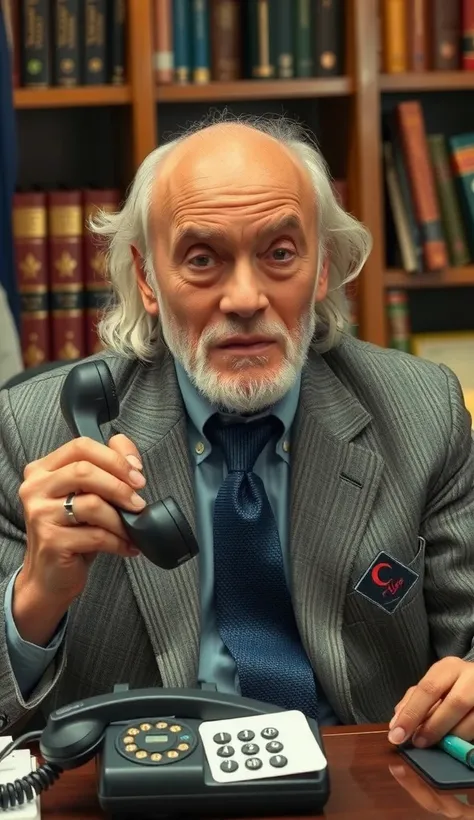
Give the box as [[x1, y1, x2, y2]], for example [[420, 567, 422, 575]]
[[210, 416, 318, 718]]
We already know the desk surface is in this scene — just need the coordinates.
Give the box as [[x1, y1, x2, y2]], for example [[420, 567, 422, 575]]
[[30, 724, 474, 818]]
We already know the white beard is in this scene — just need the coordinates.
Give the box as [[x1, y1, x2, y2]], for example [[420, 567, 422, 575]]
[[154, 289, 316, 414]]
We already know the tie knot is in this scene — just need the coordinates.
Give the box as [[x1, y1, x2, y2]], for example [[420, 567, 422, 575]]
[[208, 416, 281, 472]]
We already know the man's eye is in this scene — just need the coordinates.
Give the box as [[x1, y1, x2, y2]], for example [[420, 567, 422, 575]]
[[188, 254, 215, 268], [271, 248, 295, 261]]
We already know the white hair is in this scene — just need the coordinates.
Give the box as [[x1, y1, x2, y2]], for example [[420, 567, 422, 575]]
[[91, 112, 372, 361]]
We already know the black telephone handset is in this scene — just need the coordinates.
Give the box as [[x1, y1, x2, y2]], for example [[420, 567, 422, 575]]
[[59, 359, 198, 570]]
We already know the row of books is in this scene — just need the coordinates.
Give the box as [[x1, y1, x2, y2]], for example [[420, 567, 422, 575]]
[[13, 188, 121, 368], [384, 101, 474, 273], [152, 0, 345, 85], [6, 0, 126, 88], [380, 0, 474, 74]]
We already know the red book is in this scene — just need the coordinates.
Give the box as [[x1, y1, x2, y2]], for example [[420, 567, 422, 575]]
[[396, 102, 448, 271], [12, 192, 51, 367], [462, 0, 474, 69], [83, 188, 121, 356], [48, 190, 85, 361], [153, 0, 173, 83]]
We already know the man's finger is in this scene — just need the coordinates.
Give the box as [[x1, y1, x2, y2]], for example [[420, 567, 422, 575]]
[[388, 660, 460, 744], [108, 434, 143, 470], [411, 674, 474, 748]]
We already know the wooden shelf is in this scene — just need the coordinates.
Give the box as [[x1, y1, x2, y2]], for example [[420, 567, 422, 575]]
[[379, 72, 474, 92], [385, 267, 474, 289], [156, 77, 353, 103], [14, 85, 132, 109]]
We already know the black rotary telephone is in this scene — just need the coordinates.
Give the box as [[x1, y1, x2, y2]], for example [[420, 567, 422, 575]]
[[59, 359, 198, 570], [0, 686, 330, 816]]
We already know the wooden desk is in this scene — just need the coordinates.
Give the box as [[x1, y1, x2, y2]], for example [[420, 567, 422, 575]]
[[30, 725, 474, 818]]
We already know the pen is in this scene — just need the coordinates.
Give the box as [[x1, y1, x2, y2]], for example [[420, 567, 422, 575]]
[[438, 735, 474, 769]]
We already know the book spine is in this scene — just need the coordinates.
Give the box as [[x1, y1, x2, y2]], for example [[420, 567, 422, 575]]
[[191, 0, 210, 83], [154, 0, 173, 83], [9, 0, 21, 87], [382, 0, 407, 73], [407, 0, 428, 71], [108, 0, 126, 84], [53, 0, 80, 86], [313, 0, 345, 77], [83, 188, 120, 356], [247, 0, 274, 79], [173, 0, 192, 83], [48, 191, 85, 361], [432, 0, 461, 70], [12, 192, 51, 367], [449, 135, 474, 257], [396, 101, 448, 271], [390, 130, 423, 272], [22, 0, 51, 87], [462, 0, 474, 69], [270, 0, 294, 78], [83, 0, 106, 84], [294, 0, 312, 77], [383, 142, 419, 273], [428, 134, 470, 266], [210, 0, 241, 81], [386, 289, 411, 353]]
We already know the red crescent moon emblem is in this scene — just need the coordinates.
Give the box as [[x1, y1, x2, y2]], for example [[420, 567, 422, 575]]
[[371, 562, 392, 586]]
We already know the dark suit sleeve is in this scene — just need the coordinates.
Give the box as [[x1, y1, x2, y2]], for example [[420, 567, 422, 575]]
[[420, 366, 474, 662], [0, 388, 66, 733]]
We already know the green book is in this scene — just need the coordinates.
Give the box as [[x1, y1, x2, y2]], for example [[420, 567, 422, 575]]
[[294, 0, 313, 77], [247, 0, 275, 79], [270, 0, 294, 78], [428, 135, 470, 267], [386, 289, 411, 353], [449, 133, 474, 258]]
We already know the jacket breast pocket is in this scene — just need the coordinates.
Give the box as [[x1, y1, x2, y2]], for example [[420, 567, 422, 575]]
[[344, 537, 426, 626]]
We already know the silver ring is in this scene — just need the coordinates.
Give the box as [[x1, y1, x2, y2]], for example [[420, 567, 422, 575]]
[[63, 492, 79, 525]]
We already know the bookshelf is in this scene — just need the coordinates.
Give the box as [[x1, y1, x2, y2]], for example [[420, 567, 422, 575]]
[[11, 0, 474, 352]]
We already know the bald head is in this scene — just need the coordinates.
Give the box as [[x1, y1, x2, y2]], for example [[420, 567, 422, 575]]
[[153, 122, 316, 227]]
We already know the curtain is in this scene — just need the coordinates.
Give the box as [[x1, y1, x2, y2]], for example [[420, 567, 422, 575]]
[[0, 1, 20, 330]]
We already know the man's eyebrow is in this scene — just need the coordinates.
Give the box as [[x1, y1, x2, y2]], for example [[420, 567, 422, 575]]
[[172, 214, 304, 247]]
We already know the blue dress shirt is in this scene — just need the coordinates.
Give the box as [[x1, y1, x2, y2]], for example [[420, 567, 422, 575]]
[[4, 363, 339, 725]]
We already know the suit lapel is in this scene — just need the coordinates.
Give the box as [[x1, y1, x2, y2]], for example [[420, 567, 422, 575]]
[[109, 348, 200, 688], [290, 346, 385, 724]]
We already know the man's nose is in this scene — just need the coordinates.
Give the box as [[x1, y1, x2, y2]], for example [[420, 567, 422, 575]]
[[219, 262, 269, 318]]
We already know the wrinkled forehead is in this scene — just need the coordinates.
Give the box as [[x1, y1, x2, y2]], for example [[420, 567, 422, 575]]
[[150, 127, 316, 230]]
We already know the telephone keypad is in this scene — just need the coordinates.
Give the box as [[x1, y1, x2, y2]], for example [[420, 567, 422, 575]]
[[117, 719, 197, 766], [199, 710, 327, 785]]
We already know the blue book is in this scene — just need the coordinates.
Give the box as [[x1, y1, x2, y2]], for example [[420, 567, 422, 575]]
[[173, 0, 192, 83], [192, 0, 210, 83]]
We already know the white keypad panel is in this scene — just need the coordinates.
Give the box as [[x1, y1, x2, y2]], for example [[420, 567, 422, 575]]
[[199, 710, 327, 784]]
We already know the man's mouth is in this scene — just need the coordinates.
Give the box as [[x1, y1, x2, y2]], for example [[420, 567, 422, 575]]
[[216, 335, 276, 354]]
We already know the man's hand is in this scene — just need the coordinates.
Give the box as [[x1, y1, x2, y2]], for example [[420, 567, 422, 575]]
[[389, 761, 474, 818], [388, 658, 474, 747], [14, 434, 146, 646]]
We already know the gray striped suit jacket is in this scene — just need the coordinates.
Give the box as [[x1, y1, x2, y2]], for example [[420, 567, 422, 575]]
[[0, 333, 473, 733]]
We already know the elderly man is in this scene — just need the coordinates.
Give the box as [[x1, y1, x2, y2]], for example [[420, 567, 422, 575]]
[[0, 116, 473, 752]]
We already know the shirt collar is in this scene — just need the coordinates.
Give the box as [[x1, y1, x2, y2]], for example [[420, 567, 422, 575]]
[[174, 360, 300, 463]]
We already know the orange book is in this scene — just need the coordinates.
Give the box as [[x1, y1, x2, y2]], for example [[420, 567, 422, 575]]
[[48, 190, 85, 361], [396, 102, 448, 271], [12, 192, 51, 367], [83, 188, 121, 356], [382, 0, 407, 73]]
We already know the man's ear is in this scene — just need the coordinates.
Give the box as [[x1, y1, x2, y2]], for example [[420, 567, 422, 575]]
[[314, 256, 329, 304], [131, 245, 159, 316]]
